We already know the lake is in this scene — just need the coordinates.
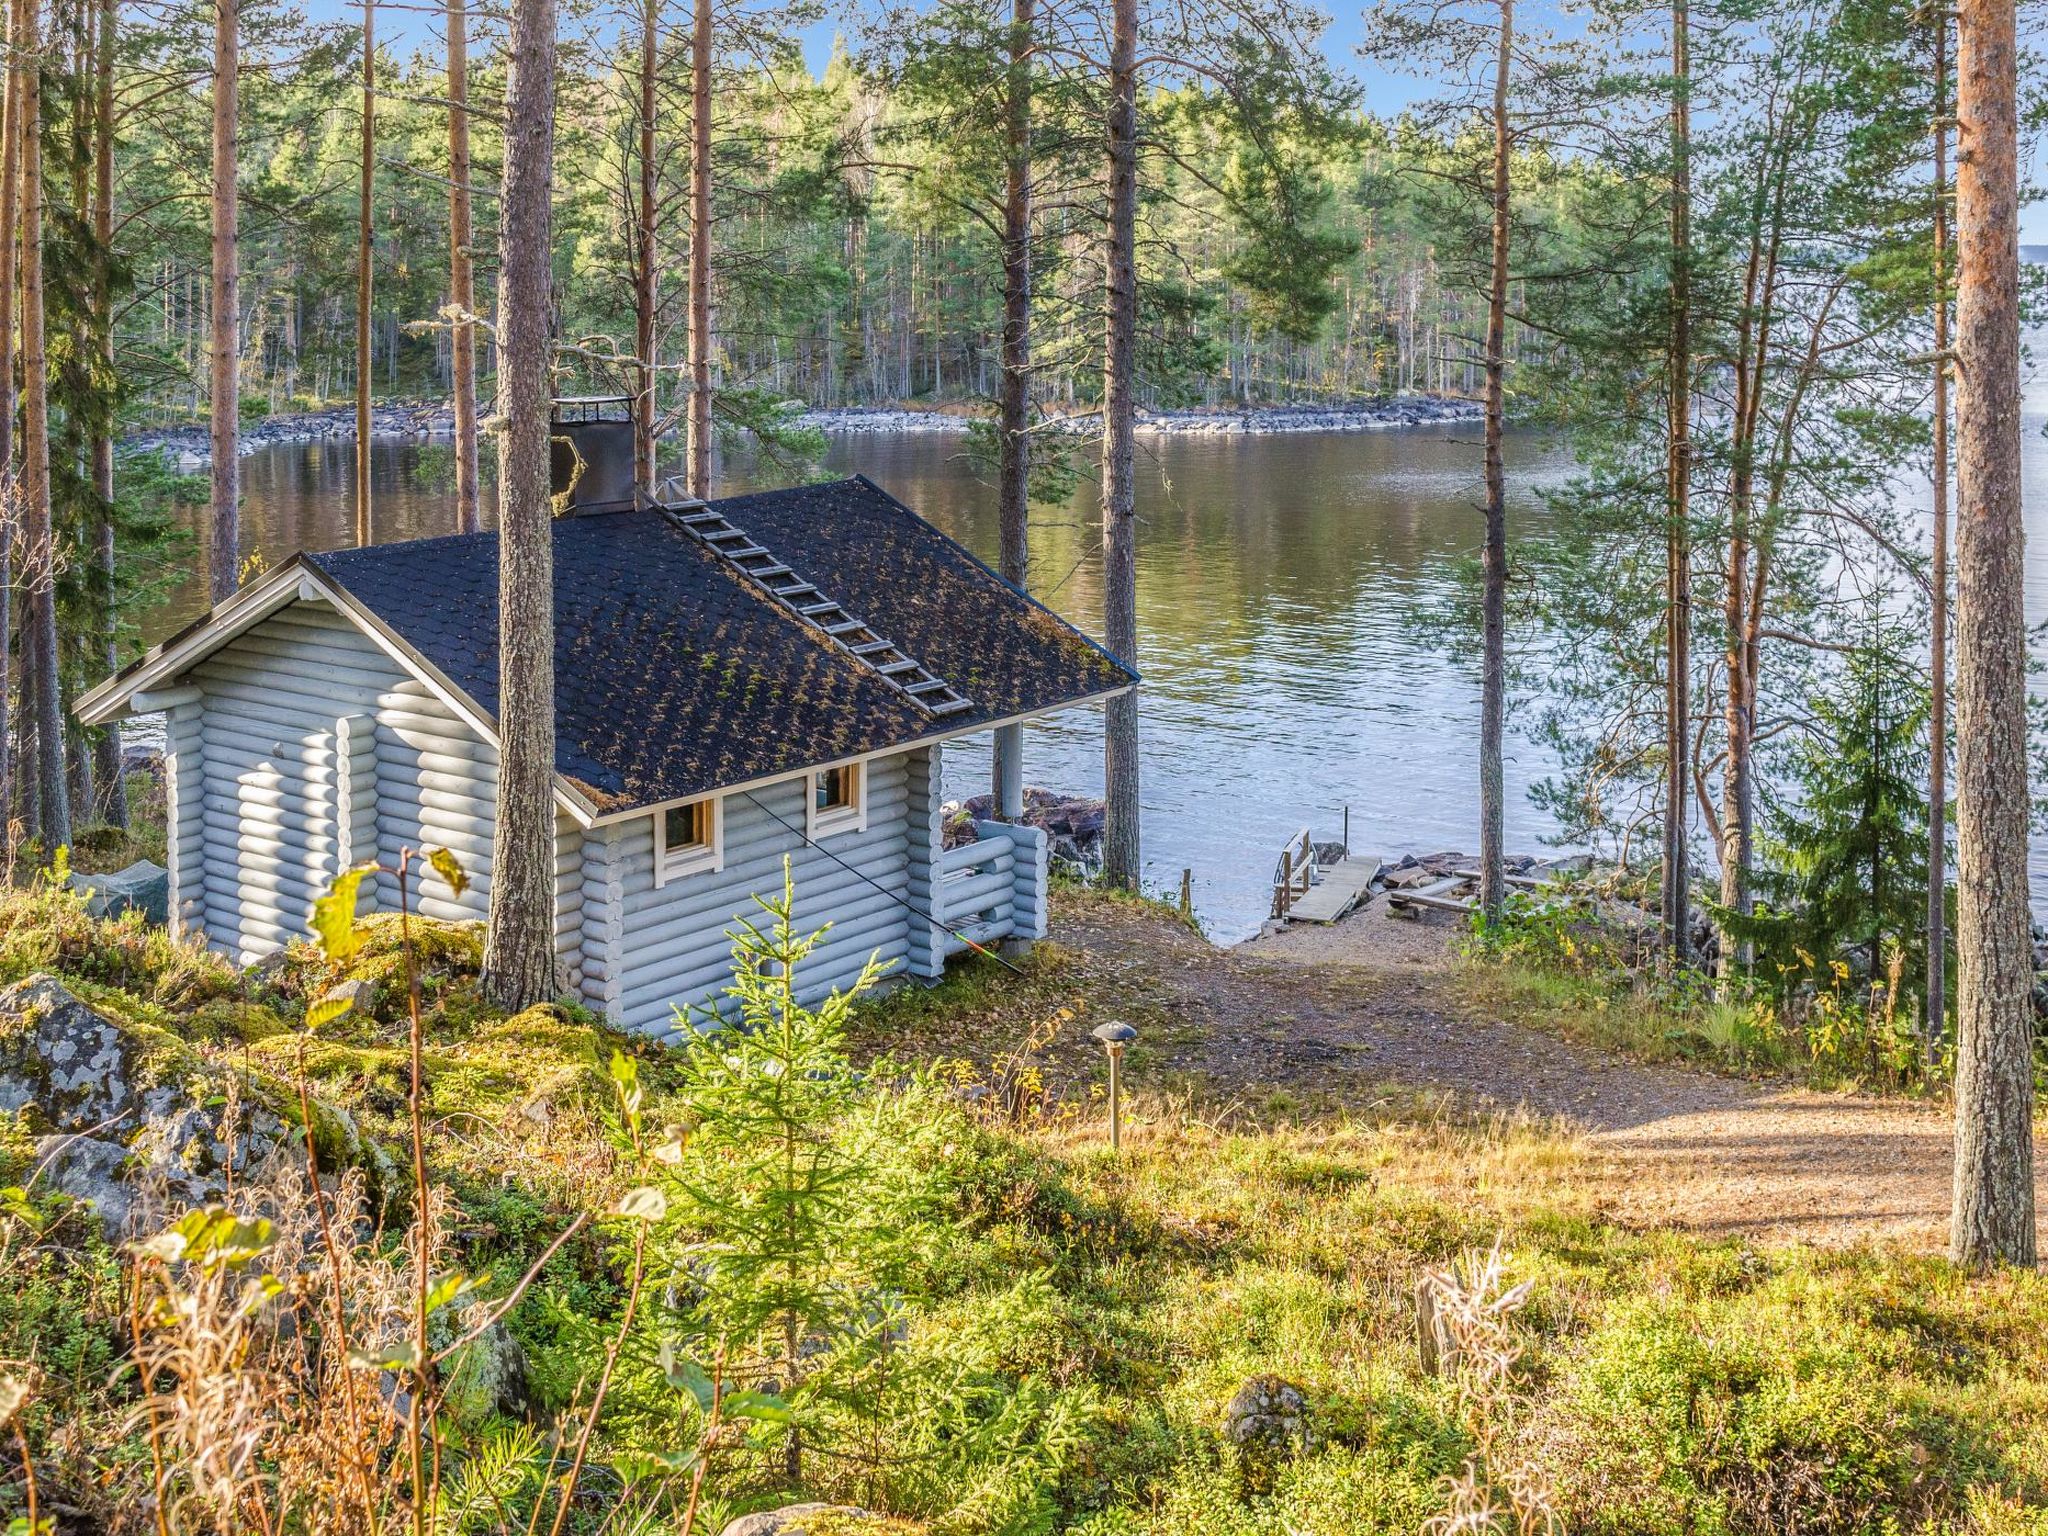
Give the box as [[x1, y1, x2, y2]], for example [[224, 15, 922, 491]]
[[144, 423, 1573, 941], [147, 384, 2048, 944]]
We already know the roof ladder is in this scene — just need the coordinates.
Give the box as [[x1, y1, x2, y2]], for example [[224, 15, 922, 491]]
[[654, 493, 976, 720]]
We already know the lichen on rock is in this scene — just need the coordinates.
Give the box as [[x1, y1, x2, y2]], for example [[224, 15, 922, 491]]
[[0, 972, 371, 1237]]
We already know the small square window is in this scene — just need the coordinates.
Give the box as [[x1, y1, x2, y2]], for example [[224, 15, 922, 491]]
[[666, 800, 710, 853], [656, 796, 721, 884], [816, 764, 857, 815], [810, 762, 864, 836]]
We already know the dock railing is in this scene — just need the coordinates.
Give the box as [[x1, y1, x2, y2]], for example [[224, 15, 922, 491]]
[[938, 820, 1050, 955], [1271, 827, 1317, 918]]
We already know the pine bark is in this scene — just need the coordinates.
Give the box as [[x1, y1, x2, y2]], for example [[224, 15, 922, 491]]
[[0, 0, 24, 855], [481, 0, 560, 1011], [1927, 17, 1951, 1060], [448, 0, 479, 533], [991, 0, 1035, 821], [684, 0, 711, 497], [355, 0, 375, 545], [1476, 0, 1512, 926], [1098, 0, 1140, 890], [633, 0, 658, 489], [1661, 0, 1692, 964], [91, 0, 121, 825], [20, 0, 70, 850], [1949, 0, 2035, 1269], [208, 0, 239, 603]]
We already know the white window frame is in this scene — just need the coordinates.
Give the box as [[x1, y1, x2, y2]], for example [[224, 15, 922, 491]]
[[806, 759, 867, 840], [654, 794, 723, 886]]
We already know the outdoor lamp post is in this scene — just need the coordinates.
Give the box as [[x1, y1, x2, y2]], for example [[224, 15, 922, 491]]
[[1092, 1020, 1138, 1151]]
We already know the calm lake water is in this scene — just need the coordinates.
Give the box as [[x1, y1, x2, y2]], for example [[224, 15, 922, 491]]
[[144, 368, 2048, 943], [147, 425, 1571, 942]]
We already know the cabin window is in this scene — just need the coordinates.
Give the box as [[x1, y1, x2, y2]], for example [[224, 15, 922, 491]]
[[809, 762, 865, 837], [656, 795, 721, 885]]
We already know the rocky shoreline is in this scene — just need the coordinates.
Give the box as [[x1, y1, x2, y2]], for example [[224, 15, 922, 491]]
[[124, 400, 458, 470], [796, 396, 1483, 436], [124, 394, 1482, 469]]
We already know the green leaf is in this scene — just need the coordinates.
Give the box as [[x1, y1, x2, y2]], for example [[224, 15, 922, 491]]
[[311, 863, 379, 962], [659, 1341, 717, 1411], [140, 1208, 275, 1271], [609, 1049, 644, 1119], [614, 1186, 667, 1223], [720, 1390, 792, 1425], [426, 846, 469, 898], [304, 994, 356, 1032], [347, 1340, 422, 1373], [423, 1271, 487, 1315]]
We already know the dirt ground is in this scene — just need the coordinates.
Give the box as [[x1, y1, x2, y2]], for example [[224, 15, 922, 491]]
[[1027, 893, 2046, 1254]]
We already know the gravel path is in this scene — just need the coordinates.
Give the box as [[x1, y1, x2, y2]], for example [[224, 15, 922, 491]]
[[1054, 898, 2045, 1253]]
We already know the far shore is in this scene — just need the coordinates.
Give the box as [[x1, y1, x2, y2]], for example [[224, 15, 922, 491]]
[[124, 393, 1485, 470]]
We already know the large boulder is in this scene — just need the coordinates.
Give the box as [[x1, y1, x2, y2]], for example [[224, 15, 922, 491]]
[[0, 973, 360, 1237], [719, 1507, 899, 1536]]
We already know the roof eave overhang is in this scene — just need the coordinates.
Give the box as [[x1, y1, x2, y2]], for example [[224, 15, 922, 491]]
[[73, 558, 608, 829], [581, 679, 1139, 827]]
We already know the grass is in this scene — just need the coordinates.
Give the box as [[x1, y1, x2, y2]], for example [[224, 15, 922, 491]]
[[5, 883, 2048, 1532]]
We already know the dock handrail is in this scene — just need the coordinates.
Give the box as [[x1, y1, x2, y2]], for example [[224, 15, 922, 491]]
[[1271, 827, 1316, 918]]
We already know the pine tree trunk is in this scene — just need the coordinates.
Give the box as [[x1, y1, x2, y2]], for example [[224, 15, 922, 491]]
[[21, 0, 69, 851], [448, 0, 479, 533], [355, 0, 374, 546], [685, 0, 711, 497], [1662, 0, 1692, 965], [991, 0, 1035, 822], [0, 0, 24, 860], [91, 0, 121, 826], [633, 0, 658, 489], [1477, 0, 1512, 927], [1927, 16, 1951, 1062], [1099, 0, 1140, 890], [1949, 0, 2036, 1269], [481, 0, 559, 1012], [208, 0, 239, 604]]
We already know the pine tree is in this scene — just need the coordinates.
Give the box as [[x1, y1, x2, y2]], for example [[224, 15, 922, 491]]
[[1950, 0, 2035, 1269], [482, 0, 561, 1010]]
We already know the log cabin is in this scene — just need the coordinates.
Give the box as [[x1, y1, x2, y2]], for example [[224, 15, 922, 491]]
[[75, 460, 1135, 1037]]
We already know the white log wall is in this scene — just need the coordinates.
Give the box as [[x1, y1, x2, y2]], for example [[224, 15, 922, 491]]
[[167, 600, 966, 1025], [606, 752, 923, 1038]]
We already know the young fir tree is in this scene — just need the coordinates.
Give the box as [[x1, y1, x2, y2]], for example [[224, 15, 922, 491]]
[[666, 868, 893, 1487], [1728, 620, 1939, 1011]]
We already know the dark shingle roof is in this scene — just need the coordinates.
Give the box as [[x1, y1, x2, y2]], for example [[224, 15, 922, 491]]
[[303, 476, 1133, 815]]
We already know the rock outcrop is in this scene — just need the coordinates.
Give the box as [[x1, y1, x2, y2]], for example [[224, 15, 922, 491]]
[[0, 973, 364, 1238]]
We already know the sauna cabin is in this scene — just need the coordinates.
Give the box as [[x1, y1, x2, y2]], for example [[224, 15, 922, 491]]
[[75, 472, 1135, 1036]]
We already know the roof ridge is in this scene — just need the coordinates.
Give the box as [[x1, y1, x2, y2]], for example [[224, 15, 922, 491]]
[[653, 485, 976, 720]]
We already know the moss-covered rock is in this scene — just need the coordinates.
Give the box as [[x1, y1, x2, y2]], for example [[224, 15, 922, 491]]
[[0, 972, 373, 1237]]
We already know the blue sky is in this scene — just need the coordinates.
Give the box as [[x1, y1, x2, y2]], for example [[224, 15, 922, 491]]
[[313, 0, 2048, 241]]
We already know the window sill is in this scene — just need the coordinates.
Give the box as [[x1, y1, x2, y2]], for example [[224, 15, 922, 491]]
[[811, 809, 864, 840], [659, 849, 720, 883]]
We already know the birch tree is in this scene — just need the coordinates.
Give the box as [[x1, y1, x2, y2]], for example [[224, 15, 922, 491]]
[[482, 0, 561, 1009]]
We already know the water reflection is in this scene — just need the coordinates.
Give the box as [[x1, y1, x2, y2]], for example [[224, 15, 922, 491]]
[[155, 425, 1570, 940]]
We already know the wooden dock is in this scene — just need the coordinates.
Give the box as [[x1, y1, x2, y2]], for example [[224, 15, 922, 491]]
[[1283, 854, 1381, 924]]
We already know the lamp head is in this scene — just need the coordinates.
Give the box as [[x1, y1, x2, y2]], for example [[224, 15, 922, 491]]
[[1092, 1020, 1138, 1050]]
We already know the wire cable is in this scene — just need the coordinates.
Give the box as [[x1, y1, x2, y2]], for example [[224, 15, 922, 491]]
[[737, 789, 1029, 977]]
